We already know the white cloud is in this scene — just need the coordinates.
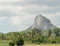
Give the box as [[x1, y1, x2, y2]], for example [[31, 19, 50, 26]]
[[24, 5, 54, 11], [6, 5, 24, 13], [0, 4, 54, 13], [0, 16, 7, 21], [0, 0, 24, 3], [11, 16, 21, 26], [42, 0, 55, 1], [43, 12, 60, 18], [11, 15, 36, 26], [0, 5, 24, 13]]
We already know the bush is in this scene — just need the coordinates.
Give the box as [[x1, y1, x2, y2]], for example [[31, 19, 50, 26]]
[[16, 38, 24, 46], [51, 40, 56, 43], [32, 39, 37, 44], [9, 42, 15, 46], [32, 36, 48, 44]]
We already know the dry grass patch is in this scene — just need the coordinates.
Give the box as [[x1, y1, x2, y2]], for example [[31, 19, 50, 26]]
[[24, 44, 60, 46]]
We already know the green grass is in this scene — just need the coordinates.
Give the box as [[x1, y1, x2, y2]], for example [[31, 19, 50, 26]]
[[0, 42, 8, 46], [0, 40, 60, 46], [0, 40, 8, 46], [0, 42, 60, 46]]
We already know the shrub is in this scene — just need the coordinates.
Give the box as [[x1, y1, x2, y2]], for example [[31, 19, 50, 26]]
[[51, 40, 56, 43], [32, 39, 37, 44], [9, 42, 15, 46], [16, 38, 24, 46], [32, 36, 48, 44]]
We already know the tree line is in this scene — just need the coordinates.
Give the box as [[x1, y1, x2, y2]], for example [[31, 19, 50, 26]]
[[0, 28, 60, 44]]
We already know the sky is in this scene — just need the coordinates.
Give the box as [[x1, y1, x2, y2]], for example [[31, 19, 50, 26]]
[[0, 0, 60, 33]]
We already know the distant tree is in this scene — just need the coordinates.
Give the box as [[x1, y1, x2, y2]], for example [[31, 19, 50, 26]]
[[37, 36, 48, 43], [51, 40, 56, 43], [48, 29, 51, 37], [32, 36, 48, 44], [9, 42, 15, 46], [16, 37, 24, 46], [54, 28, 60, 36]]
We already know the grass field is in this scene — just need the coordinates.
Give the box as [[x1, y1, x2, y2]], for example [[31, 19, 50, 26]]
[[0, 40, 60, 46], [0, 43, 60, 46], [24, 44, 60, 46]]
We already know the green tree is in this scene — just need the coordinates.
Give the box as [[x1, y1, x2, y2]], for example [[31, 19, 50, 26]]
[[9, 42, 15, 46], [54, 28, 60, 36], [48, 29, 51, 37], [16, 37, 24, 46]]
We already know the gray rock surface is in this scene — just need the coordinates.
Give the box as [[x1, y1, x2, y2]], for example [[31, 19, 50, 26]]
[[30, 15, 56, 30]]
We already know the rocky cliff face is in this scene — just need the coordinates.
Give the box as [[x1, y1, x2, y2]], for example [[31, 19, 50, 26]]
[[29, 15, 56, 30]]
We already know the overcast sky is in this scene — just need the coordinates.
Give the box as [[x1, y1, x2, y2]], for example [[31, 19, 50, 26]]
[[0, 0, 60, 33]]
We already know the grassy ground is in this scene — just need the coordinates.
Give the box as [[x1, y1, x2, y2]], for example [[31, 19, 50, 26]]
[[24, 44, 60, 46], [0, 40, 60, 46], [0, 43, 60, 46]]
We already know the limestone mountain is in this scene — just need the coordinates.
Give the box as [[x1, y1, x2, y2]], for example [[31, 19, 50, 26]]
[[29, 15, 56, 30]]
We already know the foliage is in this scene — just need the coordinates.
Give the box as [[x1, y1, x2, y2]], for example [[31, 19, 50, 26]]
[[16, 37, 24, 46], [32, 36, 48, 44], [9, 42, 15, 46], [0, 28, 60, 44], [53, 28, 60, 36]]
